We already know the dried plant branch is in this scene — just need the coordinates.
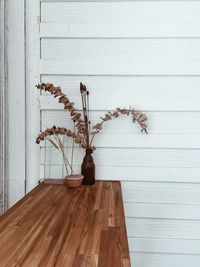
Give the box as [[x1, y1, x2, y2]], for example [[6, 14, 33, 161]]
[[36, 83, 148, 173], [91, 107, 148, 145], [36, 83, 86, 136], [71, 122, 76, 175], [80, 82, 90, 147], [36, 126, 87, 149]]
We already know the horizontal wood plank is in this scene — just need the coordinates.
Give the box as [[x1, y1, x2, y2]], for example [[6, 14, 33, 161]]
[[40, 22, 200, 38], [40, 147, 200, 168], [40, 75, 200, 97], [38, 132, 200, 149], [41, 2, 200, 23], [40, 95, 200, 111], [126, 217, 200, 239], [130, 252, 200, 267], [41, 39, 200, 62], [40, 60, 200, 75], [122, 181, 200, 205], [40, 164, 200, 183], [42, 110, 200, 134], [124, 203, 200, 220], [92, 133, 200, 149], [129, 238, 200, 254]]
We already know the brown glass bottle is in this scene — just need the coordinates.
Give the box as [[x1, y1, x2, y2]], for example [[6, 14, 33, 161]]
[[81, 149, 95, 185]]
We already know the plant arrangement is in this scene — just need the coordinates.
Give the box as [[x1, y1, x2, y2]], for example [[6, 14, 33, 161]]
[[36, 82, 148, 185]]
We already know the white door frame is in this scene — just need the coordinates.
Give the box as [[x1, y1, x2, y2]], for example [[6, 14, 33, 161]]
[[26, 0, 40, 193], [0, 0, 26, 210], [7, 0, 26, 207], [0, 0, 8, 213]]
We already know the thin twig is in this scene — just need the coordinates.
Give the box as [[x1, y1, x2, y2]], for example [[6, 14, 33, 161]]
[[49, 135, 69, 175], [80, 83, 90, 147], [56, 135, 73, 173], [90, 128, 99, 146], [87, 90, 90, 137], [80, 85, 88, 144], [55, 136, 69, 175], [71, 122, 75, 175]]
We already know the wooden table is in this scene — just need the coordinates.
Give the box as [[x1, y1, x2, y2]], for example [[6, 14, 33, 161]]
[[0, 181, 131, 267]]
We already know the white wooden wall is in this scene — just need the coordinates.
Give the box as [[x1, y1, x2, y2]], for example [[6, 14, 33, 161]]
[[27, 1, 200, 266]]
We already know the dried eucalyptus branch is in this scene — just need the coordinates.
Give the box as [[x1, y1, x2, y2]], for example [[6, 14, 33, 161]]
[[36, 83, 86, 136], [91, 107, 148, 145], [36, 126, 87, 149]]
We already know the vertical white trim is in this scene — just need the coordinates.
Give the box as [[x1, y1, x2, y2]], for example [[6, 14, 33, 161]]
[[7, 0, 26, 207], [0, 0, 8, 213], [26, 0, 41, 192]]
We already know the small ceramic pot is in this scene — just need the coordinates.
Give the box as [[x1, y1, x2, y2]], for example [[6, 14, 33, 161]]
[[64, 174, 84, 188]]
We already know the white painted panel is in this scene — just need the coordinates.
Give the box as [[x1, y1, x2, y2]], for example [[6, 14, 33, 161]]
[[129, 238, 200, 254], [40, 164, 200, 183], [42, 110, 200, 134], [40, 60, 200, 75], [40, 95, 200, 111], [41, 2, 200, 23], [126, 218, 200, 239], [41, 147, 200, 168], [41, 39, 200, 62], [40, 164, 64, 180], [87, 133, 200, 149], [130, 252, 200, 267], [8, 179, 25, 208], [122, 182, 200, 205], [37, 133, 200, 149], [40, 22, 200, 38], [40, 75, 200, 97], [124, 203, 200, 220]]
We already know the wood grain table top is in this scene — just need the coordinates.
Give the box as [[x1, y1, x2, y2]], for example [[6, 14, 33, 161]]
[[0, 181, 131, 267]]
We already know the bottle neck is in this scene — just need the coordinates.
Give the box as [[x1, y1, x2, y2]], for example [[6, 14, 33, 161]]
[[86, 148, 93, 154]]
